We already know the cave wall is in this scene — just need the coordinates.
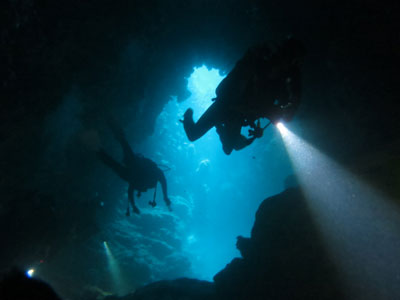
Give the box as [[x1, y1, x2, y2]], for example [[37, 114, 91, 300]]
[[0, 0, 399, 297]]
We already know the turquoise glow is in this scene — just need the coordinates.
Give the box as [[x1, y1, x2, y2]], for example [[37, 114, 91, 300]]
[[186, 65, 225, 113], [135, 65, 293, 280]]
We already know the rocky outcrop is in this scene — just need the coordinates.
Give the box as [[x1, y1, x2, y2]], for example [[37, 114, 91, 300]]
[[0, 269, 62, 300], [105, 278, 216, 300], [214, 187, 342, 300], [107, 187, 342, 300]]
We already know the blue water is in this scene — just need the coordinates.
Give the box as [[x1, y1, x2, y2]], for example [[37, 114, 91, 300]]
[[16, 65, 295, 298], [134, 65, 294, 280]]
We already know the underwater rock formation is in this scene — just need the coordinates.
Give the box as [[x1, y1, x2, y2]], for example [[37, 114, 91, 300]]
[[5, 185, 398, 299], [0, 269, 62, 300], [106, 187, 342, 300], [105, 278, 216, 300], [213, 187, 342, 299]]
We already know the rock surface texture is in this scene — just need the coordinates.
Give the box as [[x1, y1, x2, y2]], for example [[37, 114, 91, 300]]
[[108, 187, 343, 300], [214, 187, 342, 300]]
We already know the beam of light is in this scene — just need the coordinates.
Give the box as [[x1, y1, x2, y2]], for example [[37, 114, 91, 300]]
[[103, 241, 124, 295], [278, 127, 400, 300], [26, 269, 35, 277], [276, 122, 289, 137]]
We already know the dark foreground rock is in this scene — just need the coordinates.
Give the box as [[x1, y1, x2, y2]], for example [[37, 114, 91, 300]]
[[1, 188, 343, 300], [214, 187, 343, 300], [108, 187, 342, 300], [0, 269, 62, 300], [105, 278, 216, 300]]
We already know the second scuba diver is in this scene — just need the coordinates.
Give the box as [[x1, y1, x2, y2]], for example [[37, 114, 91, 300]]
[[97, 119, 172, 215]]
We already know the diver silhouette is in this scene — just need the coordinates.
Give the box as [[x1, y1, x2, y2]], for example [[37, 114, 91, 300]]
[[181, 37, 305, 155], [97, 119, 171, 215]]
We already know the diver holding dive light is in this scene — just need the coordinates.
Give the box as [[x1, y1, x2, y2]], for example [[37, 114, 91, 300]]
[[181, 37, 305, 155]]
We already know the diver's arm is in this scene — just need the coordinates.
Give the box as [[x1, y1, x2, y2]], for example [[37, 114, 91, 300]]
[[233, 135, 256, 151], [235, 118, 268, 150], [157, 169, 172, 211]]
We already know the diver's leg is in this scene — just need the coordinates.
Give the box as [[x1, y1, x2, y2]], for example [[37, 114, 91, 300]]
[[97, 149, 130, 181], [157, 168, 172, 211], [182, 101, 221, 142], [128, 183, 140, 214], [216, 125, 233, 155], [107, 119, 136, 165]]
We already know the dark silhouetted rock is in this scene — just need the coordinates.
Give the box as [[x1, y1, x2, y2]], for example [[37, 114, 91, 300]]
[[214, 187, 343, 300], [105, 278, 216, 300], [0, 268, 62, 300], [113, 188, 344, 300]]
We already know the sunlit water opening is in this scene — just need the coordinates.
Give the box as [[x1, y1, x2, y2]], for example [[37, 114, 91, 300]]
[[135, 65, 295, 281], [186, 65, 225, 113], [278, 124, 400, 299]]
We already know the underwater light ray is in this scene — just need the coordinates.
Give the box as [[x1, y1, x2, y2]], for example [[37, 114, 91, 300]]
[[103, 241, 125, 295], [276, 122, 289, 137], [278, 126, 400, 299]]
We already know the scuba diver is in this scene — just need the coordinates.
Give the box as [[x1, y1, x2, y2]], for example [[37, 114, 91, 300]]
[[181, 37, 305, 155], [97, 120, 172, 215]]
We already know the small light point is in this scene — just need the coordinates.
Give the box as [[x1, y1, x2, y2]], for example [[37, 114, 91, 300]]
[[26, 269, 35, 277]]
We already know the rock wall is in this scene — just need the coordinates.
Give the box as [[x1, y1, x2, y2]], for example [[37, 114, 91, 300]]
[[107, 187, 343, 300], [214, 187, 342, 300]]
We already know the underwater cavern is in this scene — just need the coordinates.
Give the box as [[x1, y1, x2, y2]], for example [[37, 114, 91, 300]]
[[1, 1, 399, 299]]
